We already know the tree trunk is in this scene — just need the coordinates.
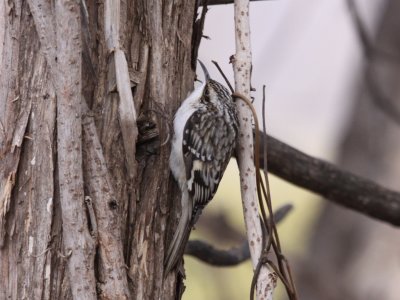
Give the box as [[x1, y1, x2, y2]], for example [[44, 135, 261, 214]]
[[0, 1, 197, 299]]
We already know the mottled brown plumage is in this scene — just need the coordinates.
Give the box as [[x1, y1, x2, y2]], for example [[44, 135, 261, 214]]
[[165, 61, 238, 275]]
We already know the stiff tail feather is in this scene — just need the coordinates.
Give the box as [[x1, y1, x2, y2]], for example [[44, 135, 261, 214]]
[[164, 190, 193, 276]]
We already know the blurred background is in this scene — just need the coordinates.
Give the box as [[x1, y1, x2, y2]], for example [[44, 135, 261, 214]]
[[185, 0, 400, 299]]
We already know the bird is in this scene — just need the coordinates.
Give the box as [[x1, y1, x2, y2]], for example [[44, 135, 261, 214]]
[[165, 60, 239, 275]]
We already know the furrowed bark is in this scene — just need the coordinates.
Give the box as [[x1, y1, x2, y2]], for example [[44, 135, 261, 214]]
[[0, 2, 63, 299], [0, 0, 27, 247], [95, 1, 197, 299], [55, 1, 96, 298], [26, 0, 56, 73], [82, 101, 131, 299], [1, 1, 201, 298]]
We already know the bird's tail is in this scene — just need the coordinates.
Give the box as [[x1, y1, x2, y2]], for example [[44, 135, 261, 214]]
[[164, 190, 192, 276]]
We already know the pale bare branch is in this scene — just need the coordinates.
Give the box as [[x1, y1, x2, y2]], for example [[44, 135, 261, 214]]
[[233, 0, 275, 299]]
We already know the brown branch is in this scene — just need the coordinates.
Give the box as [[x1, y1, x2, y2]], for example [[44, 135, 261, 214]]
[[263, 134, 400, 226], [186, 240, 250, 266], [185, 204, 293, 266]]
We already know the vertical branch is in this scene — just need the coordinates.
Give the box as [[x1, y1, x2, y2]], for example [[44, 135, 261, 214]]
[[233, 0, 275, 299], [55, 1, 96, 299]]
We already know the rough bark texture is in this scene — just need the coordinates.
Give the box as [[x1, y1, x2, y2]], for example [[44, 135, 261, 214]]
[[55, 1, 97, 298], [0, 1, 196, 299]]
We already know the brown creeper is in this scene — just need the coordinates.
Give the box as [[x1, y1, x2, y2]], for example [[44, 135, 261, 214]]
[[165, 61, 239, 275]]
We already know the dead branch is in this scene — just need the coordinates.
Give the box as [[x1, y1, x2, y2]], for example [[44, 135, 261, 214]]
[[233, 0, 274, 298], [186, 204, 293, 266], [186, 240, 250, 266], [263, 134, 400, 226]]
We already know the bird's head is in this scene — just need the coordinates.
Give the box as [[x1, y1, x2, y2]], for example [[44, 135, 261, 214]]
[[198, 60, 232, 104]]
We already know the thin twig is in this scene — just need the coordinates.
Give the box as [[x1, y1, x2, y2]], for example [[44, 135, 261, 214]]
[[233, 93, 297, 299], [260, 86, 298, 298], [211, 60, 234, 93]]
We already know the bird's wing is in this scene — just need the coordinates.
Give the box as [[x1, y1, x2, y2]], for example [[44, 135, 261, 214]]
[[182, 108, 235, 221]]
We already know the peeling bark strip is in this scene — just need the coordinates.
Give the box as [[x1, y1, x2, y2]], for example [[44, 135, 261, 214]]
[[0, 2, 60, 298], [114, 49, 139, 179], [55, 1, 96, 299], [104, 0, 138, 180], [0, 95, 31, 245], [0, 0, 24, 247], [0, 173, 15, 245], [233, 0, 275, 299], [0, 93, 32, 245]]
